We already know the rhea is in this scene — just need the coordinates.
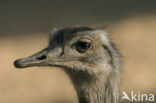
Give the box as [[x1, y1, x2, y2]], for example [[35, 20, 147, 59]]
[[14, 26, 121, 103]]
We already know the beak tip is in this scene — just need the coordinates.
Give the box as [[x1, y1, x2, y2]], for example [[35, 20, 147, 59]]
[[14, 59, 25, 68]]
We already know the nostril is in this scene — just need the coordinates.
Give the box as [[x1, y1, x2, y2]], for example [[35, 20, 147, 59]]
[[36, 55, 47, 60]]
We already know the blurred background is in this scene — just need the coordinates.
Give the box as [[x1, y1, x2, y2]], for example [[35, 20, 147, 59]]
[[0, 0, 156, 103]]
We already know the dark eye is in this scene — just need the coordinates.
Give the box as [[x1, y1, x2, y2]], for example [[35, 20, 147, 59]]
[[75, 39, 92, 53]]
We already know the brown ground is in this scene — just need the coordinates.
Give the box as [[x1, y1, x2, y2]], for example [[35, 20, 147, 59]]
[[0, 15, 156, 103]]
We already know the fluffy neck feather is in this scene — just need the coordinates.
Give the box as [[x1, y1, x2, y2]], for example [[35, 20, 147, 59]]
[[65, 68, 119, 103]]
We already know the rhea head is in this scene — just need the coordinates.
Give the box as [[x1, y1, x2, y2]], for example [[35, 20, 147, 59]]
[[14, 26, 114, 74], [14, 26, 121, 103]]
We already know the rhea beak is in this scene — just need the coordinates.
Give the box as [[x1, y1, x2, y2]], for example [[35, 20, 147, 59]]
[[14, 48, 49, 68]]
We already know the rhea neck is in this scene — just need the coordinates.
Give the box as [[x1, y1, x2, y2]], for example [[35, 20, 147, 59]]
[[65, 67, 119, 103]]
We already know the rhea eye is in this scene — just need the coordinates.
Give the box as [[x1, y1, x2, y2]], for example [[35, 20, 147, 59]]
[[75, 39, 92, 53]]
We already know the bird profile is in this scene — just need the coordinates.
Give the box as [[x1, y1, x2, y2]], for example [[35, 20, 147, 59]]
[[14, 26, 121, 103]]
